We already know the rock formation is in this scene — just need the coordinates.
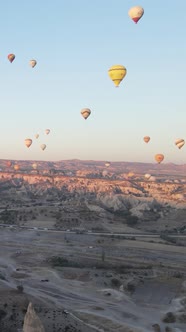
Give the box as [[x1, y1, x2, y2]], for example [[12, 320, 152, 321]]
[[23, 302, 45, 332]]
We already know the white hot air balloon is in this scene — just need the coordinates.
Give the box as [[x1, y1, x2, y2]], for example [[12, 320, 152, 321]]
[[32, 163, 37, 170], [144, 173, 151, 180], [175, 139, 185, 150], [45, 129, 50, 135], [40, 144, 46, 151], [105, 162, 110, 167], [25, 138, 32, 148], [81, 108, 91, 120], [128, 6, 144, 24], [149, 176, 156, 182]]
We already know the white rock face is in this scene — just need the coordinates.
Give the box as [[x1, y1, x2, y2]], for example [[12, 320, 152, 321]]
[[23, 302, 45, 332]]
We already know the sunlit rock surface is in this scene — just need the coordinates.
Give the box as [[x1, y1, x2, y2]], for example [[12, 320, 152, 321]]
[[23, 302, 45, 332]]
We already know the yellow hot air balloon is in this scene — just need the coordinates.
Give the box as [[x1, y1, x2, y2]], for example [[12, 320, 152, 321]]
[[143, 136, 150, 143], [32, 163, 37, 170], [29, 59, 37, 68], [40, 144, 46, 151], [108, 65, 127, 87], [155, 154, 164, 164], [14, 164, 20, 171], [25, 138, 32, 148], [45, 129, 50, 135], [128, 6, 144, 24], [8, 53, 15, 63], [81, 108, 91, 120], [35, 134, 39, 139], [175, 138, 185, 150]]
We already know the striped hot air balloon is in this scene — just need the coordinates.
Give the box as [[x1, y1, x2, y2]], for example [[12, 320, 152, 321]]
[[175, 138, 185, 150], [108, 65, 127, 87], [81, 108, 91, 120]]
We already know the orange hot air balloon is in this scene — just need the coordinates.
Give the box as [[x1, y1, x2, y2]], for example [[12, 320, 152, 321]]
[[24, 138, 32, 148], [14, 164, 20, 171], [8, 54, 15, 63], [155, 154, 164, 164], [143, 136, 150, 143]]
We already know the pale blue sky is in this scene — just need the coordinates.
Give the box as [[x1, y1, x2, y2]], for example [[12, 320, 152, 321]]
[[0, 1, 186, 164]]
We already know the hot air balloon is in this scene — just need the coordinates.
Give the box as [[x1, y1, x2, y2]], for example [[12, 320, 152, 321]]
[[29, 59, 37, 68], [105, 162, 110, 167], [6, 161, 12, 168], [81, 108, 91, 120], [128, 6, 144, 24], [45, 129, 50, 135], [14, 164, 20, 171], [24, 138, 32, 148], [175, 139, 185, 150], [32, 163, 37, 170], [108, 65, 127, 87], [143, 136, 150, 143], [40, 144, 46, 151], [149, 176, 156, 182], [35, 134, 39, 139], [155, 154, 164, 164], [144, 173, 151, 180], [8, 54, 15, 63]]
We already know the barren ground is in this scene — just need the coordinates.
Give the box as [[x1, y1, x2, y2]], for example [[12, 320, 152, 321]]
[[0, 220, 186, 332]]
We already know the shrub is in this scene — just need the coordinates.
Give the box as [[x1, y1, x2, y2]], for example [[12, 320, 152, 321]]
[[17, 285, 24, 293], [111, 278, 121, 288], [162, 312, 176, 323]]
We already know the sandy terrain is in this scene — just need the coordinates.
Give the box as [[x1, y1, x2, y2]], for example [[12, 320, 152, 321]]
[[0, 226, 186, 332]]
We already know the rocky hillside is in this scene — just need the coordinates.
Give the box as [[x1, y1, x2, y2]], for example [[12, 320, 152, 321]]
[[0, 170, 185, 234]]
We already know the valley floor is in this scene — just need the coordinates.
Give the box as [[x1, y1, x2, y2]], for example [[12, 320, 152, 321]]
[[0, 227, 186, 331]]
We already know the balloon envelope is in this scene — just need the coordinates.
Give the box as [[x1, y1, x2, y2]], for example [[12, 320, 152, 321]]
[[40, 144, 46, 151], [29, 59, 37, 68], [25, 138, 32, 148], [81, 108, 91, 120], [14, 164, 20, 171], [155, 154, 164, 164], [108, 65, 127, 87], [175, 138, 185, 150], [143, 136, 150, 143], [32, 163, 37, 169], [128, 6, 144, 23], [149, 176, 156, 182], [105, 162, 110, 167], [35, 134, 39, 139], [6, 161, 12, 167], [144, 173, 151, 180], [8, 54, 15, 63], [45, 129, 50, 135]]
